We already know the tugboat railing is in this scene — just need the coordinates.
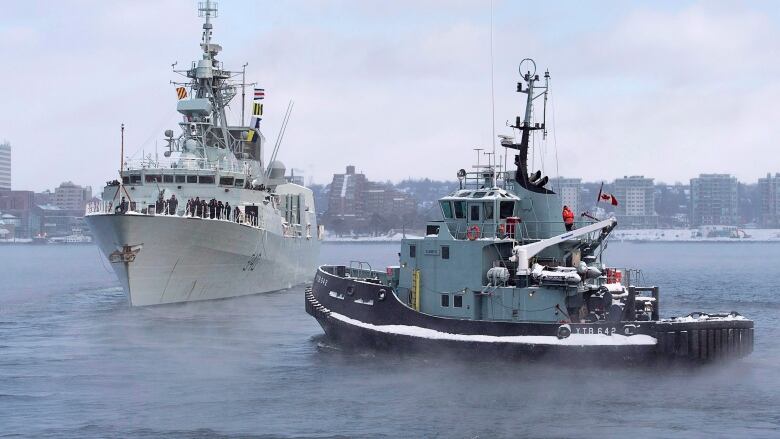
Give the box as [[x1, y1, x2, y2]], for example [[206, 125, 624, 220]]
[[447, 220, 587, 241], [348, 260, 374, 279]]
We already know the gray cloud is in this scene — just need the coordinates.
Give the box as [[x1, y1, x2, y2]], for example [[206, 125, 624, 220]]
[[2, 1, 777, 192]]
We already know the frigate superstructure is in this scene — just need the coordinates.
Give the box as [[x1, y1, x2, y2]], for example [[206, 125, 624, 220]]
[[306, 60, 753, 363], [86, 1, 321, 306]]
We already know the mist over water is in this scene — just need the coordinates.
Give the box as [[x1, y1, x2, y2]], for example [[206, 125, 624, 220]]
[[1, 243, 779, 438]]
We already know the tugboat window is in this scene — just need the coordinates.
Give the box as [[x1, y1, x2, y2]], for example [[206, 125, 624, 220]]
[[122, 176, 129, 184], [163, 175, 174, 183], [175, 175, 186, 183], [470, 205, 480, 221], [145, 175, 162, 183], [440, 201, 453, 219], [186, 175, 198, 183], [473, 191, 486, 198], [441, 294, 449, 307], [484, 202, 494, 220], [441, 246, 449, 259], [235, 179, 244, 187], [409, 245, 416, 258], [219, 177, 234, 186], [454, 295, 463, 308], [500, 201, 515, 219], [129, 175, 141, 184], [454, 201, 465, 219], [198, 175, 215, 184]]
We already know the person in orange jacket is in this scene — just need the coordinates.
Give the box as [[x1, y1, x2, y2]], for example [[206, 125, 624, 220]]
[[562, 205, 575, 231]]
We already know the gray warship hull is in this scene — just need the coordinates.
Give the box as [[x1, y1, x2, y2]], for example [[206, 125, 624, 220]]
[[88, 213, 318, 306], [307, 266, 754, 363]]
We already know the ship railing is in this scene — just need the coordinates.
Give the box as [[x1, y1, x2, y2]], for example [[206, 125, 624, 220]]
[[122, 157, 248, 174], [86, 200, 313, 238], [447, 220, 603, 242], [348, 261, 374, 280]]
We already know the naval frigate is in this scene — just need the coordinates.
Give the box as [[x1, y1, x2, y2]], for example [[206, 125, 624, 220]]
[[86, 1, 321, 306]]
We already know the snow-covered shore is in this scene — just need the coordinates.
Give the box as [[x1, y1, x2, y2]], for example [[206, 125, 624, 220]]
[[611, 228, 780, 242]]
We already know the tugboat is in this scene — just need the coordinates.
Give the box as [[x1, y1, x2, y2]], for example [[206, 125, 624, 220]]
[[306, 60, 753, 362]]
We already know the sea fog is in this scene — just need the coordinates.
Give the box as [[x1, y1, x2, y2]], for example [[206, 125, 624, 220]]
[[0, 242, 778, 438]]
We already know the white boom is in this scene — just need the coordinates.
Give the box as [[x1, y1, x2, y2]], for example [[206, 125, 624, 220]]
[[512, 218, 616, 270]]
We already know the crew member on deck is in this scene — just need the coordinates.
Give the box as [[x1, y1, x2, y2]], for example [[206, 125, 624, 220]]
[[225, 201, 231, 221], [217, 200, 223, 219], [562, 205, 575, 232]]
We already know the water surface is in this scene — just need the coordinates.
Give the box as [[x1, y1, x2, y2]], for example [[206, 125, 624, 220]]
[[0, 243, 778, 438]]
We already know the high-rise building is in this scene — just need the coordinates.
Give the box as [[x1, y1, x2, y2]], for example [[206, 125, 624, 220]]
[[0, 141, 10, 190], [549, 177, 581, 215], [758, 173, 780, 227], [612, 176, 657, 228], [690, 174, 739, 226], [52, 181, 92, 213]]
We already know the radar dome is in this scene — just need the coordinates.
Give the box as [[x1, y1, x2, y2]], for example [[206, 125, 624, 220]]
[[269, 160, 286, 180]]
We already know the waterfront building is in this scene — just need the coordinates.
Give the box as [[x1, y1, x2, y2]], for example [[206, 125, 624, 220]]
[[549, 177, 582, 215], [0, 190, 37, 238], [758, 173, 780, 227], [612, 176, 658, 228], [324, 165, 417, 234], [52, 181, 92, 213], [0, 141, 10, 190], [690, 174, 739, 226]]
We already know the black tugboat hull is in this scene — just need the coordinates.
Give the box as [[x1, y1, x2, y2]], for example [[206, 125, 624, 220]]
[[306, 266, 754, 363]]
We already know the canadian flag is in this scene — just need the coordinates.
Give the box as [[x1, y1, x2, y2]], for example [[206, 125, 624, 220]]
[[597, 183, 619, 206]]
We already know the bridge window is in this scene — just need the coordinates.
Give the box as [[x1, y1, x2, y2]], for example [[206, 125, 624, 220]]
[[129, 175, 141, 184], [175, 175, 186, 183], [473, 191, 486, 198], [219, 176, 234, 186], [163, 175, 174, 183], [470, 205, 480, 221], [440, 201, 453, 219], [198, 175, 215, 184], [500, 201, 515, 219], [441, 294, 449, 307], [454, 295, 463, 308], [145, 175, 162, 183], [454, 201, 465, 219], [235, 179, 244, 187]]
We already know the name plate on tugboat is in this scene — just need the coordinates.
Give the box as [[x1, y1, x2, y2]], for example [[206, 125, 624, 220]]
[[424, 249, 440, 256]]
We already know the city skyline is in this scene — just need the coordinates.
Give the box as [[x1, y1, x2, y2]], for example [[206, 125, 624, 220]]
[[2, 1, 779, 193]]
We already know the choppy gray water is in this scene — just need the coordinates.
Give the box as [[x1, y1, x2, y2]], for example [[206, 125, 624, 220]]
[[1, 242, 779, 438]]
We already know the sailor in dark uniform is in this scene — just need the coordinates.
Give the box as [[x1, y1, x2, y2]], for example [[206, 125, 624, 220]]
[[225, 201, 231, 221]]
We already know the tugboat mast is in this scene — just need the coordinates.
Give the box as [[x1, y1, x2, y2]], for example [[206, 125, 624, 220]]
[[504, 58, 552, 194]]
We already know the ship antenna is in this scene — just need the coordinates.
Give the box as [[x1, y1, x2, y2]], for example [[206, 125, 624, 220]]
[[198, 0, 217, 49], [241, 62, 248, 126], [489, 0, 497, 187]]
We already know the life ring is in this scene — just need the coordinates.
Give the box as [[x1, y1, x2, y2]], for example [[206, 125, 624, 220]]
[[466, 224, 480, 241]]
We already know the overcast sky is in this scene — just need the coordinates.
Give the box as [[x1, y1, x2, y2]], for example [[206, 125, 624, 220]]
[[2, 0, 779, 192]]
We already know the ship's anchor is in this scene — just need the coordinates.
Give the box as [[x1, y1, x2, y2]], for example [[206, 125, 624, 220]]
[[243, 253, 261, 271], [108, 244, 143, 263]]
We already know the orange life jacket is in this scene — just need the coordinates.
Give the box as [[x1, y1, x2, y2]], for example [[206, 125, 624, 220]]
[[562, 208, 574, 224]]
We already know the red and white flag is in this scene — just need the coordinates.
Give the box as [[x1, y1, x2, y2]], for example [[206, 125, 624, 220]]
[[597, 183, 619, 206]]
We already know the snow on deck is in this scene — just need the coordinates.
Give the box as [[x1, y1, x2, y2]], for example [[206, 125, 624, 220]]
[[330, 312, 657, 346]]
